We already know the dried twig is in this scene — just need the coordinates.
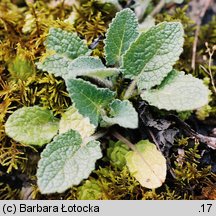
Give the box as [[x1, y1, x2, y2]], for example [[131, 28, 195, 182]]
[[168, 115, 216, 149], [147, 129, 161, 150], [200, 63, 216, 96], [191, 0, 212, 70], [134, 0, 152, 21], [123, 79, 137, 100], [150, 0, 166, 17], [201, 43, 216, 95]]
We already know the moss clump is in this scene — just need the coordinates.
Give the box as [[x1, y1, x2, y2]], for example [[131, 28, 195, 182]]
[[7, 44, 36, 81], [77, 179, 106, 200], [107, 140, 130, 169]]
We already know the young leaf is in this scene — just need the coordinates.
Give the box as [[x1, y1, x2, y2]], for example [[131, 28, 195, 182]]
[[5, 106, 59, 146], [37, 130, 102, 194], [37, 54, 70, 78], [66, 79, 116, 126], [141, 70, 210, 111], [37, 55, 118, 79], [37, 28, 91, 78], [165, 0, 184, 3], [104, 8, 139, 66], [126, 140, 167, 189], [63, 56, 119, 79], [59, 106, 95, 139], [101, 99, 138, 129], [122, 22, 184, 90], [45, 28, 90, 59]]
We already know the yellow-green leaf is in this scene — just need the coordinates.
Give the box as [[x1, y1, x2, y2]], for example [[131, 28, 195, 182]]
[[59, 106, 95, 139], [5, 106, 59, 146], [126, 140, 167, 189]]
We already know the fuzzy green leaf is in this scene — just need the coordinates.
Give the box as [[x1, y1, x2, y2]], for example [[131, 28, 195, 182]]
[[141, 70, 210, 111], [101, 99, 138, 129], [37, 54, 70, 78], [59, 106, 95, 139], [104, 8, 139, 66], [37, 28, 91, 78], [37, 55, 118, 79], [126, 140, 167, 189], [165, 0, 184, 3], [37, 130, 102, 194], [5, 106, 59, 146], [66, 79, 116, 126], [122, 22, 184, 90], [64, 56, 119, 79], [45, 28, 90, 59]]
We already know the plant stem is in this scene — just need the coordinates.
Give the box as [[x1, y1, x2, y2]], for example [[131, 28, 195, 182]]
[[91, 130, 107, 140], [30, 4, 40, 37], [85, 76, 113, 89], [135, 0, 152, 22], [208, 51, 216, 95], [148, 129, 161, 151], [169, 114, 216, 149], [200, 51, 216, 96], [123, 79, 137, 100], [83, 130, 107, 145], [191, 0, 212, 70], [112, 131, 136, 151]]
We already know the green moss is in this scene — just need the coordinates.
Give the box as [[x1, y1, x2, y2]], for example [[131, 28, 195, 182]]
[[7, 44, 36, 81], [177, 111, 193, 121], [0, 183, 20, 200], [142, 187, 182, 200], [74, 0, 116, 44], [196, 105, 213, 120], [77, 179, 105, 200], [107, 140, 130, 169]]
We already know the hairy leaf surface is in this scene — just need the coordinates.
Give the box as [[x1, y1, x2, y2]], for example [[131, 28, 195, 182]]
[[105, 8, 139, 66], [37, 28, 91, 77], [37, 54, 70, 78], [122, 22, 184, 90], [66, 79, 116, 126], [37, 130, 102, 194], [101, 99, 138, 129], [45, 28, 89, 59], [37, 55, 118, 79], [63, 56, 119, 79], [5, 106, 59, 146], [141, 70, 210, 111], [59, 106, 95, 139]]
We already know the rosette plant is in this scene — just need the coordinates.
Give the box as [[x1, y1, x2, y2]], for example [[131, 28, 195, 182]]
[[5, 9, 209, 194]]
